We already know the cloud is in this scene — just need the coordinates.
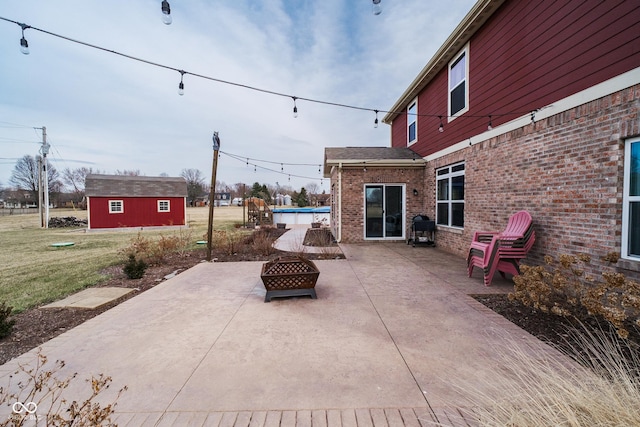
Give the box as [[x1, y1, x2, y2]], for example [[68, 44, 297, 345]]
[[0, 0, 475, 190]]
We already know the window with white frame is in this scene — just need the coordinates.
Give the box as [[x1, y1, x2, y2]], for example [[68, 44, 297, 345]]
[[448, 44, 469, 119], [158, 200, 170, 212], [622, 137, 640, 260], [407, 99, 417, 145], [109, 200, 123, 213], [436, 162, 465, 228]]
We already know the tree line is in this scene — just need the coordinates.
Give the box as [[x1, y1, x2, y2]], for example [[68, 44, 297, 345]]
[[0, 155, 324, 208]]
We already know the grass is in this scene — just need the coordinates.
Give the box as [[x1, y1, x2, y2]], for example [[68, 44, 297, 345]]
[[451, 324, 640, 426], [0, 206, 243, 313]]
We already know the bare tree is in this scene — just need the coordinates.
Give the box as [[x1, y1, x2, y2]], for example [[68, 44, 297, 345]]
[[114, 169, 141, 176], [305, 182, 320, 196], [62, 167, 102, 203], [181, 168, 205, 206], [9, 155, 60, 206]]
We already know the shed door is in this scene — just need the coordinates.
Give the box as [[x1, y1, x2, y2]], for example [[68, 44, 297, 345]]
[[365, 185, 404, 239]]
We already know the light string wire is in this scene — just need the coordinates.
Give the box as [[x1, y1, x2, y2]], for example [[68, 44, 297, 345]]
[[221, 151, 324, 182], [0, 16, 538, 122]]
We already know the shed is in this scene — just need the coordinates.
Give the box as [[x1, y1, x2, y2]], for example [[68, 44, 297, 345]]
[[85, 175, 188, 230]]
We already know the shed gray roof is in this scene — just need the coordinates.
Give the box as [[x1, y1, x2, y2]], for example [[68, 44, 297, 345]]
[[85, 175, 188, 197], [323, 147, 424, 176]]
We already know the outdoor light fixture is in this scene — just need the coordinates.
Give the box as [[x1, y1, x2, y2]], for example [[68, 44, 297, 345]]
[[161, 0, 172, 25], [438, 116, 444, 133], [19, 23, 30, 55], [292, 97, 298, 118], [413, 189, 419, 196], [374, 110, 379, 128], [178, 70, 185, 96], [372, 0, 382, 15]]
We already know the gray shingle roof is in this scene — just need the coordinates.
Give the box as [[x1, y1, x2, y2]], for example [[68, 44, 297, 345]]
[[85, 175, 187, 197], [323, 147, 424, 176]]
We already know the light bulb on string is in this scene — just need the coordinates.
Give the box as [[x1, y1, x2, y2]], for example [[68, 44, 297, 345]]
[[372, 0, 382, 15], [292, 97, 298, 118], [178, 71, 185, 96], [438, 116, 444, 133], [374, 110, 379, 128], [487, 115, 493, 131], [19, 23, 30, 55], [161, 0, 172, 25]]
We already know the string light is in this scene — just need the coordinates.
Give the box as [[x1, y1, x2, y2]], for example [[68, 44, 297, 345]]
[[178, 70, 185, 96], [374, 110, 379, 128], [161, 0, 172, 25], [372, 0, 382, 15], [530, 110, 536, 124], [487, 115, 492, 131], [438, 116, 444, 133], [19, 23, 30, 55], [0, 16, 540, 128]]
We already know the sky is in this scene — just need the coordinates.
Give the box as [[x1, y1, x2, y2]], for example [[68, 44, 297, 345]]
[[0, 0, 476, 193]]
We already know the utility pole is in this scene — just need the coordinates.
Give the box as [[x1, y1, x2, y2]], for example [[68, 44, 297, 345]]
[[206, 132, 221, 262], [40, 126, 50, 228]]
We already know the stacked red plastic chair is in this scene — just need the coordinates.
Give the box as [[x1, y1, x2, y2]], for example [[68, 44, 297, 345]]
[[467, 211, 535, 286]]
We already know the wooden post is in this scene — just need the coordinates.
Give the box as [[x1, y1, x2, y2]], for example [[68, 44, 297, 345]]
[[206, 132, 221, 262]]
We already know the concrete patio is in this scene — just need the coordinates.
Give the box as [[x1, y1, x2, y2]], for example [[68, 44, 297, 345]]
[[0, 233, 570, 426]]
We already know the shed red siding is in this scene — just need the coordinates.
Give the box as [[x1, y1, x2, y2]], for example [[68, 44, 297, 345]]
[[88, 197, 185, 229], [391, 0, 640, 155]]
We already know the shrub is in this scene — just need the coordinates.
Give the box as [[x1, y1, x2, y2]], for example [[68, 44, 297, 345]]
[[0, 349, 127, 426], [455, 324, 640, 426], [123, 254, 147, 279], [120, 229, 193, 265], [0, 301, 15, 339], [209, 230, 245, 255], [512, 252, 640, 338]]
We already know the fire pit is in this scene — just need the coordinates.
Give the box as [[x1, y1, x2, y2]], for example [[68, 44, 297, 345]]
[[260, 256, 320, 302]]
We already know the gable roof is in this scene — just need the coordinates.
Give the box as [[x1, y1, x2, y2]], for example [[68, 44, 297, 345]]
[[324, 147, 425, 176], [382, 0, 505, 124], [85, 175, 188, 197]]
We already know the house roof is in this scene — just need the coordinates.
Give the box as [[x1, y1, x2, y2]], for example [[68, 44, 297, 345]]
[[323, 147, 425, 176], [85, 175, 188, 197], [382, 0, 505, 124]]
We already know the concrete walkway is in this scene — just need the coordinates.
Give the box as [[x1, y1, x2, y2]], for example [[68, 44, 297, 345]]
[[0, 238, 568, 426]]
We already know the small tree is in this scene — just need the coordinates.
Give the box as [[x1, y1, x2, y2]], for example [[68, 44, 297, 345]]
[[296, 187, 309, 207]]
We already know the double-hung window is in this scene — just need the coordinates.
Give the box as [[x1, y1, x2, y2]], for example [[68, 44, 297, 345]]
[[109, 200, 123, 214], [158, 200, 170, 212], [448, 44, 469, 119], [622, 137, 640, 260], [407, 99, 417, 145], [436, 162, 465, 228]]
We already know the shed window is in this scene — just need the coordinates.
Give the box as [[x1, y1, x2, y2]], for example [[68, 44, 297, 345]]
[[158, 200, 170, 212], [622, 137, 640, 260], [109, 200, 123, 214], [448, 44, 469, 119], [407, 99, 417, 145]]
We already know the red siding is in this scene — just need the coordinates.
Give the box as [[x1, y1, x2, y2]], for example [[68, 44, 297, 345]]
[[391, 0, 640, 155], [88, 197, 186, 229]]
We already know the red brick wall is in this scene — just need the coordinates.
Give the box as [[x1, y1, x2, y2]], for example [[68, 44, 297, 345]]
[[432, 85, 640, 279], [330, 166, 425, 243]]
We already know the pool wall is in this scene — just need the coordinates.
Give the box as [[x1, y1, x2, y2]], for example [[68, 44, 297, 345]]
[[272, 207, 330, 225]]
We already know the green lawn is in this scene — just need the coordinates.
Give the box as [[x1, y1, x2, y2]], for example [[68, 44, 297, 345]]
[[0, 206, 243, 312]]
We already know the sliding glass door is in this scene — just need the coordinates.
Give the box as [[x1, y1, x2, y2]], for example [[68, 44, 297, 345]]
[[365, 185, 404, 239]]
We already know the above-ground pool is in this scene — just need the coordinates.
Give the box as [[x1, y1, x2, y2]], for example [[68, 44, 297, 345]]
[[272, 206, 330, 225]]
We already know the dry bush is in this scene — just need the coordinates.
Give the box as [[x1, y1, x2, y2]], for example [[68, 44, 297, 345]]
[[511, 252, 640, 338], [120, 229, 194, 265], [249, 227, 278, 256], [209, 230, 245, 255], [0, 349, 127, 426], [447, 325, 640, 426]]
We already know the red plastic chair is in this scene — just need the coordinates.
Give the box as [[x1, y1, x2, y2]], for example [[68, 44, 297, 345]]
[[467, 211, 535, 286]]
